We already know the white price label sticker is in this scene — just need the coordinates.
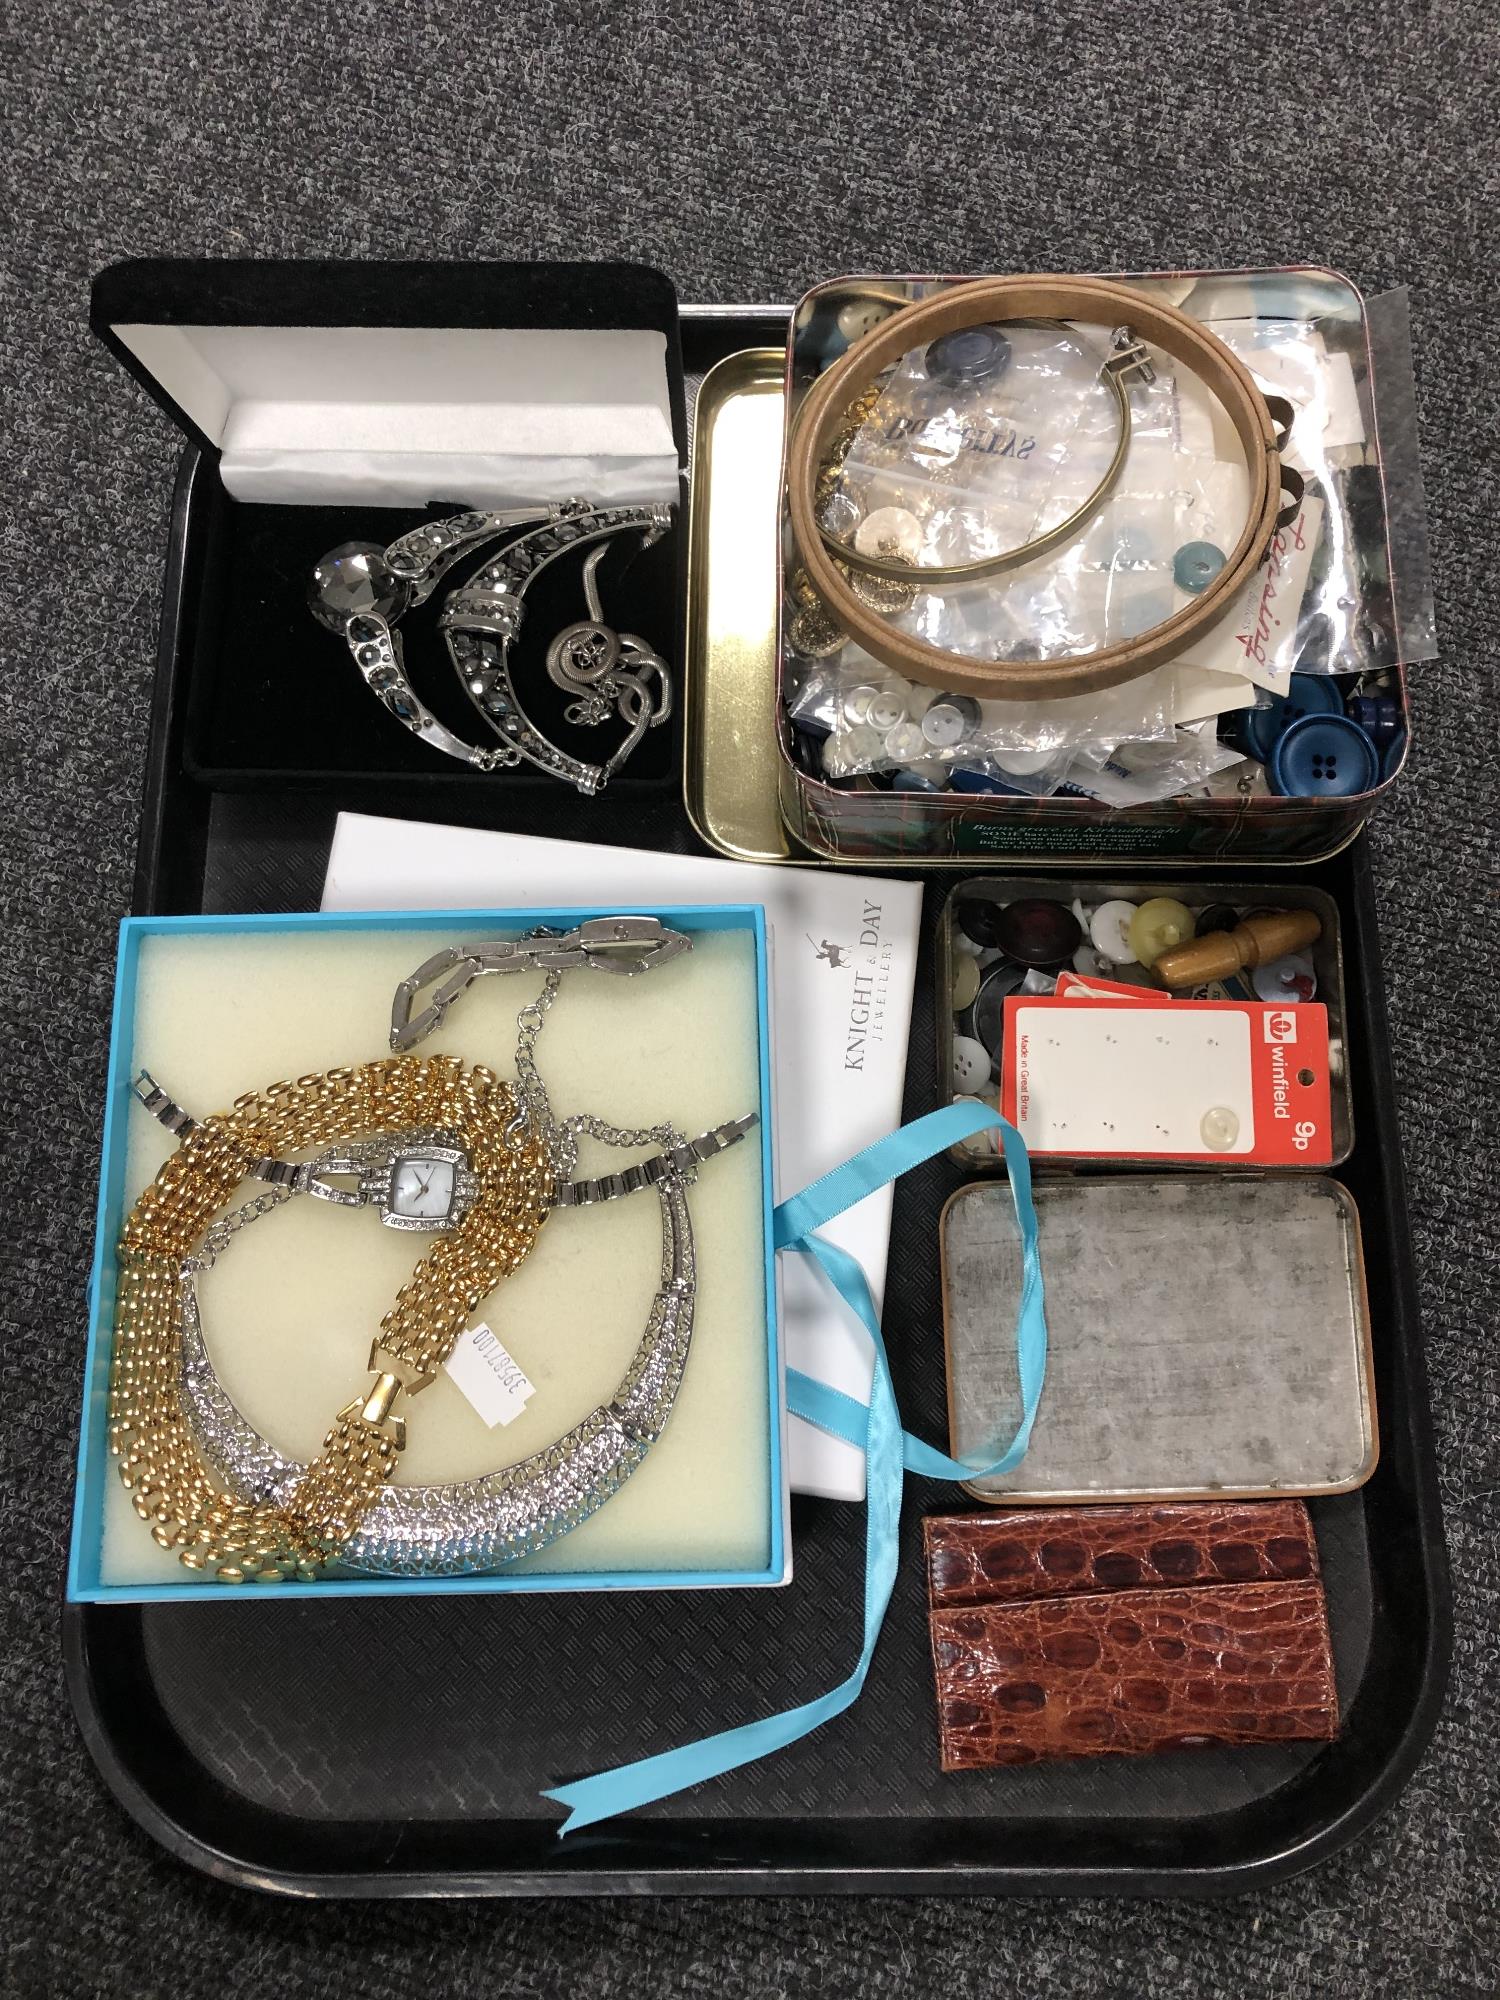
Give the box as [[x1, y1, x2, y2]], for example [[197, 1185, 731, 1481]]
[[444, 1322, 535, 1428]]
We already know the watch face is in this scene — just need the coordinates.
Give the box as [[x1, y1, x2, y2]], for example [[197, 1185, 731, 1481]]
[[389, 1156, 456, 1222]]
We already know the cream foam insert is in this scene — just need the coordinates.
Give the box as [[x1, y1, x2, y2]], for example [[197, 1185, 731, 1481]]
[[102, 924, 770, 1586]]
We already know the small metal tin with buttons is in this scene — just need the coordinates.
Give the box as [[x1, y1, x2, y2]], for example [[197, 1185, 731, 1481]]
[[939, 877, 1353, 1172]]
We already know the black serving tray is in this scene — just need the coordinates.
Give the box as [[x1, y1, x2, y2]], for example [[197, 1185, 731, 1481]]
[[64, 306, 1451, 1898]]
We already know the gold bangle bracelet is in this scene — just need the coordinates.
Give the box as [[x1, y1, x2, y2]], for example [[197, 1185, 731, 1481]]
[[806, 317, 1147, 587], [785, 275, 1299, 701]]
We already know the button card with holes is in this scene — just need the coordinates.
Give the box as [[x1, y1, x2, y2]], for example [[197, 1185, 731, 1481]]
[[999, 997, 1333, 1164]]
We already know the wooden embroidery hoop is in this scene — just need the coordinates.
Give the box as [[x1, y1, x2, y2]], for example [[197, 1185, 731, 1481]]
[[786, 275, 1299, 700]]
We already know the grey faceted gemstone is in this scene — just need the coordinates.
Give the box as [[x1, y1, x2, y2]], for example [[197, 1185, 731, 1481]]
[[308, 542, 409, 632]]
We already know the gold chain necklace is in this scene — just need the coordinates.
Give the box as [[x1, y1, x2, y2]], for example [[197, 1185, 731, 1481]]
[[111, 1054, 551, 1582]]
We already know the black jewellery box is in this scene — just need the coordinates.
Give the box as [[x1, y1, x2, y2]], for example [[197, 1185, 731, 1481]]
[[92, 260, 690, 797]]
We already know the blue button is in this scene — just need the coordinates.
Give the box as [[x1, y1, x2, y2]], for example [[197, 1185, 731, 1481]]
[[1381, 728, 1408, 784], [1173, 541, 1226, 593], [1268, 714, 1380, 798], [925, 325, 1011, 388], [1233, 673, 1345, 765], [1347, 693, 1401, 746]]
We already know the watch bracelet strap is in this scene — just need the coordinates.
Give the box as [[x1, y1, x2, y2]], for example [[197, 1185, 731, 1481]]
[[136, 1073, 757, 1212]]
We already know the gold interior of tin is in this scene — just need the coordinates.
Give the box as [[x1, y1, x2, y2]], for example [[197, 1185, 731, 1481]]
[[683, 347, 791, 863]]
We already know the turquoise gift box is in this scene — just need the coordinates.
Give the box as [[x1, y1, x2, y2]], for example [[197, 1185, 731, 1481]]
[[69, 903, 784, 1603]]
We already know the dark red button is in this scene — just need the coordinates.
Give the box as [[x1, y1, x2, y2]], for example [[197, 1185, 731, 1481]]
[[993, 898, 1082, 967]]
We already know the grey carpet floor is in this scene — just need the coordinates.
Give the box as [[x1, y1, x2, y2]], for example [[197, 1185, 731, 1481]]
[[2, 1, 1497, 1993]]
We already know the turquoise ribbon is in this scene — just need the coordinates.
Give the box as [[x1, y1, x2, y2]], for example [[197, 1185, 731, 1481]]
[[542, 1100, 1047, 1835]]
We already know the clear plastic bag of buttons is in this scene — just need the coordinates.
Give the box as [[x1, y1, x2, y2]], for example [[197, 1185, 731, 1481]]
[[1060, 719, 1247, 806], [1190, 291, 1436, 677], [783, 644, 1168, 788], [828, 322, 1113, 579], [796, 281, 1437, 693], [830, 325, 1252, 673], [783, 598, 1184, 772]]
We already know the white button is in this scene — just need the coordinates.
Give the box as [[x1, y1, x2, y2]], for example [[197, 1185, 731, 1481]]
[[854, 506, 924, 563], [1090, 899, 1139, 963], [821, 728, 880, 778], [993, 746, 1056, 776], [904, 683, 938, 720], [1072, 944, 1110, 977], [837, 298, 897, 340], [951, 1095, 1002, 1154], [884, 720, 928, 764], [867, 690, 909, 732], [1128, 896, 1196, 968], [817, 489, 861, 540], [922, 703, 969, 749], [841, 683, 881, 725], [1253, 952, 1318, 1002], [1200, 1106, 1240, 1151], [952, 1035, 994, 1092], [951, 953, 981, 1011]]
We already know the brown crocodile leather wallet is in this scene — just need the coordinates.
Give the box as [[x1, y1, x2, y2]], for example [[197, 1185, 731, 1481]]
[[924, 1501, 1338, 1770]]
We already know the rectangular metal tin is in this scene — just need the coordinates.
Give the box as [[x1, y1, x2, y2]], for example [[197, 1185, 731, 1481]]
[[683, 337, 1410, 872], [941, 1175, 1377, 1504], [935, 876, 1354, 1168]]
